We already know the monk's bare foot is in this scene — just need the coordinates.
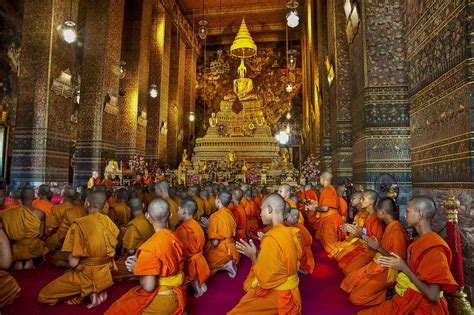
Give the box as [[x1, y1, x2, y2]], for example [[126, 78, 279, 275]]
[[24, 259, 34, 270], [13, 261, 23, 271], [87, 293, 100, 309], [65, 296, 83, 305], [221, 260, 237, 278], [98, 291, 108, 304], [192, 279, 202, 297], [201, 282, 208, 294]]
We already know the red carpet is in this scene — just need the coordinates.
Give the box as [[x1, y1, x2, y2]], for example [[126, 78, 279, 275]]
[[1, 242, 363, 314]]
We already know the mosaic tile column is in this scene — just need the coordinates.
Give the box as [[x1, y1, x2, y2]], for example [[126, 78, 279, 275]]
[[116, 0, 152, 161], [166, 30, 186, 167], [11, 0, 76, 187], [145, 8, 171, 164], [73, 0, 125, 186], [406, 0, 474, 295], [350, 0, 411, 205], [183, 47, 197, 155], [326, 0, 353, 183]]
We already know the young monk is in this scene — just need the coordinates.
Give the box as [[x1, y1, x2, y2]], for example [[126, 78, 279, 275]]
[[338, 190, 384, 275], [286, 206, 315, 275], [1, 186, 47, 270], [110, 188, 132, 230], [341, 198, 410, 306], [32, 184, 53, 219], [113, 197, 154, 281], [336, 185, 348, 223], [230, 188, 248, 242], [349, 191, 364, 223], [188, 186, 205, 220], [105, 198, 186, 315], [203, 190, 239, 278], [309, 171, 342, 254], [45, 187, 75, 251], [359, 196, 458, 314], [228, 193, 302, 314], [37, 191, 119, 308], [175, 198, 211, 297], [155, 181, 179, 230], [0, 228, 21, 307]]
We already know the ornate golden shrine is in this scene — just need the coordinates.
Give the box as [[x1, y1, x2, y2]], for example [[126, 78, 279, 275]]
[[192, 19, 281, 167]]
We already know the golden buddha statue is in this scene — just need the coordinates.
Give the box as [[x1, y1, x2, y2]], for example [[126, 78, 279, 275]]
[[233, 61, 255, 100], [209, 112, 217, 127], [181, 149, 192, 167]]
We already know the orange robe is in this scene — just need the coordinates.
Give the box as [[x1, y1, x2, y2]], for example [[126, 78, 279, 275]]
[[46, 204, 85, 251], [102, 179, 114, 189], [316, 185, 343, 254], [359, 232, 458, 315], [253, 195, 262, 208], [110, 201, 132, 228], [285, 197, 304, 224], [1, 205, 48, 261], [143, 175, 153, 187], [339, 196, 348, 222], [175, 219, 211, 285], [113, 214, 154, 281], [228, 224, 302, 314], [341, 220, 410, 306], [204, 207, 239, 274], [338, 213, 384, 275], [230, 203, 247, 242], [304, 190, 319, 225], [144, 192, 156, 208], [167, 197, 180, 231], [291, 222, 315, 274], [203, 197, 214, 217], [105, 229, 186, 315], [208, 195, 217, 214], [32, 199, 53, 219], [243, 199, 259, 240], [38, 212, 119, 305], [193, 196, 205, 220], [0, 269, 21, 308]]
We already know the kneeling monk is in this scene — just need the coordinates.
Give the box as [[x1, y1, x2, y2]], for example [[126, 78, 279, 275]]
[[105, 198, 186, 315], [38, 191, 119, 308], [228, 193, 302, 314], [0, 228, 21, 307]]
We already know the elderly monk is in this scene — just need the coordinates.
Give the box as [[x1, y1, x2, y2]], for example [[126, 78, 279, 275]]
[[1, 186, 47, 270], [286, 206, 315, 275], [155, 181, 179, 230], [203, 190, 239, 278], [105, 198, 186, 315], [337, 190, 384, 275], [309, 171, 343, 254], [230, 188, 248, 242], [176, 198, 211, 297], [188, 186, 205, 220], [45, 187, 75, 250], [336, 185, 348, 223], [341, 198, 410, 306], [228, 193, 302, 314], [38, 191, 119, 308], [113, 198, 154, 281], [32, 184, 53, 219], [359, 196, 458, 315], [0, 228, 21, 307], [110, 188, 132, 230]]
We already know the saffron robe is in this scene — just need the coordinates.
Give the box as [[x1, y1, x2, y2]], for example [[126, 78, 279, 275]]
[[230, 203, 248, 242], [110, 201, 132, 228], [304, 190, 319, 226], [316, 185, 343, 254], [175, 219, 210, 285], [193, 196, 205, 220], [242, 199, 259, 240], [338, 213, 384, 275], [339, 196, 348, 222], [1, 205, 47, 261], [32, 199, 53, 219], [329, 208, 369, 259], [227, 224, 303, 314], [105, 229, 186, 315], [46, 201, 74, 232], [38, 212, 119, 305], [167, 197, 180, 231], [0, 270, 21, 308], [113, 214, 154, 281], [204, 207, 239, 274], [290, 222, 315, 274], [359, 232, 458, 315], [341, 220, 409, 306], [46, 205, 87, 252]]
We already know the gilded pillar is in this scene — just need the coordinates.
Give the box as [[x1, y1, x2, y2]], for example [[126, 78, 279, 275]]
[[12, 0, 76, 187], [183, 47, 197, 154], [73, 0, 125, 186]]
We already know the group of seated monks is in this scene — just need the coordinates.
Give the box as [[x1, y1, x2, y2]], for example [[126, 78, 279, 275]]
[[0, 170, 459, 314]]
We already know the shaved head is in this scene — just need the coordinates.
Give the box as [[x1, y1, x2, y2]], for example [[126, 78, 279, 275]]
[[87, 191, 107, 210], [262, 193, 286, 214], [217, 191, 232, 207], [156, 181, 169, 194], [351, 191, 362, 199], [38, 184, 51, 197], [148, 198, 170, 223], [116, 188, 129, 202], [180, 198, 198, 217], [321, 171, 332, 181], [128, 197, 143, 213], [409, 196, 436, 220], [377, 197, 397, 218], [62, 187, 76, 200], [232, 188, 243, 203], [364, 189, 379, 204], [21, 186, 35, 203]]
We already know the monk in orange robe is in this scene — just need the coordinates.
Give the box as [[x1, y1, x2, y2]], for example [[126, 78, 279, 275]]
[[105, 198, 186, 315], [338, 190, 384, 275], [286, 207, 315, 275], [278, 184, 304, 224], [87, 171, 101, 189], [349, 191, 363, 223], [359, 196, 458, 315], [303, 184, 319, 226], [5, 190, 20, 209], [45, 187, 76, 251], [144, 182, 157, 207], [341, 198, 410, 306], [309, 171, 343, 254], [32, 184, 53, 219], [110, 188, 132, 230], [205, 185, 217, 215], [230, 189, 248, 242], [252, 188, 262, 209], [0, 228, 21, 308], [1, 187, 47, 270], [243, 190, 260, 240], [102, 175, 114, 189], [228, 193, 302, 314], [188, 186, 205, 220], [142, 170, 153, 187], [203, 190, 239, 277], [155, 181, 179, 230], [336, 185, 348, 223], [38, 191, 119, 308], [176, 198, 211, 297], [113, 197, 154, 281], [200, 190, 214, 217]]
